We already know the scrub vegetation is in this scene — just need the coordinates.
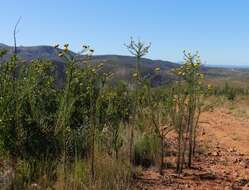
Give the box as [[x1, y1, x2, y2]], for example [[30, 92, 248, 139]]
[[0, 39, 247, 190]]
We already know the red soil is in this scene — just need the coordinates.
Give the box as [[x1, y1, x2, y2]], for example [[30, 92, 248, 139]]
[[135, 108, 249, 190]]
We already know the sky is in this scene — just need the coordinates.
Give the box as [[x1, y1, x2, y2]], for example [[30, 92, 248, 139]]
[[1, 0, 249, 66]]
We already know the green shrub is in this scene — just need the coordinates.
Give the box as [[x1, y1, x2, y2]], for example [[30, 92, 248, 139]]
[[54, 154, 131, 190], [134, 134, 160, 168], [226, 89, 236, 101]]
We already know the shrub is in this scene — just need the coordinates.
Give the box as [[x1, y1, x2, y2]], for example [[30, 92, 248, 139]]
[[54, 154, 131, 190], [226, 89, 236, 101], [134, 134, 160, 168]]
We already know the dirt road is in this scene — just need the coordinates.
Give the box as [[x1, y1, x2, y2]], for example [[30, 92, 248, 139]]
[[135, 109, 249, 190]]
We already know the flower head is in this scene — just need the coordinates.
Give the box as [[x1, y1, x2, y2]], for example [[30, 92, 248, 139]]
[[64, 44, 69, 48], [58, 52, 64, 57], [199, 73, 204, 79], [207, 84, 212, 89], [97, 63, 104, 68], [133, 72, 138, 78], [63, 44, 69, 52]]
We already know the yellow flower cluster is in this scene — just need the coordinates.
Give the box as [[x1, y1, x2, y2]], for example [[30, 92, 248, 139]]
[[97, 63, 104, 69], [207, 84, 212, 90], [58, 52, 64, 57], [173, 52, 205, 87], [64, 44, 69, 52], [132, 72, 138, 78]]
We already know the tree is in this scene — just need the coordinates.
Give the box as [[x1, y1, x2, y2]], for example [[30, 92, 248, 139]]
[[125, 37, 151, 80], [146, 86, 173, 175], [104, 82, 132, 159], [125, 38, 151, 169], [172, 51, 204, 173]]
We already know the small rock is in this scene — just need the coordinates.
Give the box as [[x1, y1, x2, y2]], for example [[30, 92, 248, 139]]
[[198, 172, 217, 180], [237, 178, 249, 186], [232, 179, 249, 190], [229, 148, 237, 153], [212, 151, 219, 156]]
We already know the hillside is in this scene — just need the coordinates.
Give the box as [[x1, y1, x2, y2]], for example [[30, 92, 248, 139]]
[[1, 43, 249, 86], [1, 43, 249, 190]]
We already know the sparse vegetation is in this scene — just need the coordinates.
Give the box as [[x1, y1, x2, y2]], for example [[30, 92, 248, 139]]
[[1, 38, 247, 190]]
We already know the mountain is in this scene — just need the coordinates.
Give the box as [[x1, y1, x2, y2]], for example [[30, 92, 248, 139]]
[[0, 44, 178, 85], [1, 43, 249, 86], [0, 43, 175, 69], [0, 43, 9, 47], [0, 44, 63, 62]]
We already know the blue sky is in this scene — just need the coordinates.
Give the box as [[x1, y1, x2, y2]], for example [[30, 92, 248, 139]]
[[1, 0, 249, 66]]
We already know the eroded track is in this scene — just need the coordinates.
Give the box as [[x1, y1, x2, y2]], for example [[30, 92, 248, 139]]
[[135, 109, 249, 190]]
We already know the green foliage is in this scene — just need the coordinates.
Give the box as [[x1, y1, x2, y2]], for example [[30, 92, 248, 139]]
[[102, 81, 133, 159], [134, 134, 160, 168], [0, 42, 207, 188], [171, 51, 205, 173], [223, 82, 236, 100]]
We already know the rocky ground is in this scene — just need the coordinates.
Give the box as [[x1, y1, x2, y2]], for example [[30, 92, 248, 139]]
[[135, 108, 249, 190]]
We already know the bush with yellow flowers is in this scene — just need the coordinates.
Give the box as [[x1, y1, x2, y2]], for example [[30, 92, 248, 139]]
[[0, 39, 209, 189], [171, 51, 205, 174]]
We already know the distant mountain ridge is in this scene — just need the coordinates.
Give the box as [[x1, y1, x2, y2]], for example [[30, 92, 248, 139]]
[[1, 43, 249, 86], [0, 43, 179, 85], [0, 43, 177, 67], [0, 44, 63, 62]]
